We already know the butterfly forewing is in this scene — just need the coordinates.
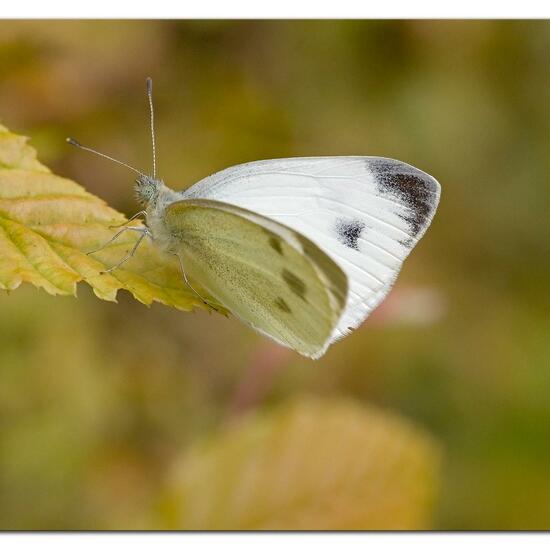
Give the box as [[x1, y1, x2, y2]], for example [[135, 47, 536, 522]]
[[164, 199, 348, 358]]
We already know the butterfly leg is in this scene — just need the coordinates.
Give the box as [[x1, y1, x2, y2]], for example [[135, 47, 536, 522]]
[[173, 253, 219, 312], [109, 210, 148, 229], [87, 226, 146, 256], [101, 228, 150, 273]]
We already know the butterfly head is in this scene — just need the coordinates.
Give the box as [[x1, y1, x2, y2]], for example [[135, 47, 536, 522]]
[[134, 174, 163, 207]]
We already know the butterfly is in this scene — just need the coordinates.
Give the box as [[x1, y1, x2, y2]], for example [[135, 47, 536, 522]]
[[68, 78, 441, 359]]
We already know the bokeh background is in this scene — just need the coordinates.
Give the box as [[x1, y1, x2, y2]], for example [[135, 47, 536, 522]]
[[1, 20, 550, 530]]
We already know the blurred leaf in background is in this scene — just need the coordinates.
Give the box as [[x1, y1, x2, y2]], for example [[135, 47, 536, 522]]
[[161, 398, 440, 530]]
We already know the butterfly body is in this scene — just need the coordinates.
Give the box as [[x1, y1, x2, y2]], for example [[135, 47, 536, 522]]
[[134, 175, 177, 249]]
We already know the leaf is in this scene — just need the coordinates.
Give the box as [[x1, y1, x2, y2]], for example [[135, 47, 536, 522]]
[[0, 124, 216, 311], [161, 398, 441, 530]]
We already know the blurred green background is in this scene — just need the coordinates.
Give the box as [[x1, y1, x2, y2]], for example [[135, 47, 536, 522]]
[[1, 20, 550, 530]]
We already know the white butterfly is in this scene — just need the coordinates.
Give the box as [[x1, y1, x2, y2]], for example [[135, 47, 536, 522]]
[[69, 79, 441, 359]]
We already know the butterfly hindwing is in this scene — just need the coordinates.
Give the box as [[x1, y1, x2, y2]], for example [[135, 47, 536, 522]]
[[163, 199, 348, 358]]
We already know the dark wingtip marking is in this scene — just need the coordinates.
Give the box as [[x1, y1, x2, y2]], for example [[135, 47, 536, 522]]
[[274, 297, 292, 313], [370, 159, 437, 236], [335, 218, 366, 250], [282, 268, 307, 301], [269, 236, 283, 255]]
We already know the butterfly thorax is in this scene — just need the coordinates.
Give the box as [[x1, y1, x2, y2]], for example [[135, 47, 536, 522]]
[[135, 176, 180, 248]]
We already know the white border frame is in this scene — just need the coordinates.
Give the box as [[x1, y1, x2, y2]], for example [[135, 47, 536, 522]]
[[1, 1, 550, 19], [2, 533, 550, 550]]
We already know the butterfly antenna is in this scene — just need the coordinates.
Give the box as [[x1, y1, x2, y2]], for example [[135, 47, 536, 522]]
[[66, 138, 147, 178], [146, 77, 157, 179]]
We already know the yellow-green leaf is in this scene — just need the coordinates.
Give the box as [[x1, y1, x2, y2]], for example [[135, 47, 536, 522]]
[[162, 398, 441, 530], [0, 124, 216, 311]]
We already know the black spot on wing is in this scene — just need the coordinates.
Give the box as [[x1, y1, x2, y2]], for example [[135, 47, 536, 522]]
[[269, 236, 283, 255], [274, 297, 292, 313], [399, 236, 414, 248], [335, 218, 366, 250], [369, 159, 437, 237], [282, 268, 307, 301]]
